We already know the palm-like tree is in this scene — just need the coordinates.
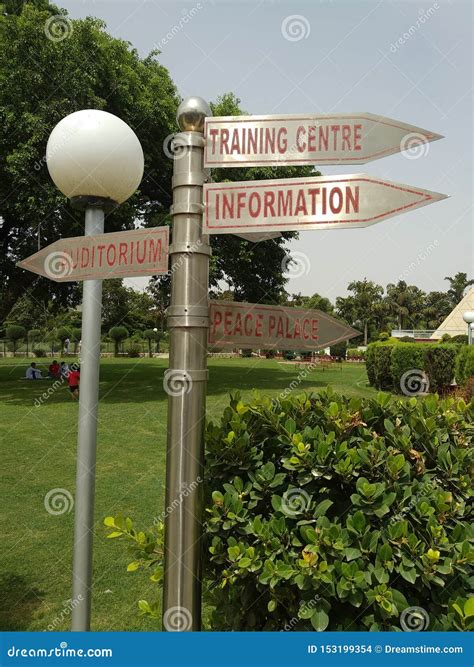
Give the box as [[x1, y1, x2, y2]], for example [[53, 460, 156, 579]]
[[444, 272, 474, 307]]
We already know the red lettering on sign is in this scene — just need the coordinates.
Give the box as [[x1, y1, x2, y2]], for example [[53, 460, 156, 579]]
[[136, 240, 146, 264], [119, 242, 127, 265], [224, 310, 232, 335], [148, 239, 162, 264], [354, 124, 362, 150], [106, 244, 116, 267], [255, 314, 263, 337]]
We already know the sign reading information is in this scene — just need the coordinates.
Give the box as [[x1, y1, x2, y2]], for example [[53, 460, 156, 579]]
[[203, 174, 447, 235], [204, 113, 443, 167], [208, 301, 359, 351], [18, 227, 169, 282]]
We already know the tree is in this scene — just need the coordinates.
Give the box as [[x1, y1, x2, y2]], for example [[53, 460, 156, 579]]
[[149, 93, 320, 309], [444, 272, 474, 308], [109, 326, 129, 356], [385, 281, 426, 330], [5, 324, 26, 354], [423, 291, 452, 329], [336, 279, 384, 345], [285, 292, 334, 313], [0, 2, 179, 322], [143, 329, 159, 358]]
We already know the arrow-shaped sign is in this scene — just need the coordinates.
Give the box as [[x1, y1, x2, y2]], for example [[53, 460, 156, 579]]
[[204, 112, 443, 167], [203, 174, 447, 235], [208, 300, 359, 351], [18, 226, 169, 282]]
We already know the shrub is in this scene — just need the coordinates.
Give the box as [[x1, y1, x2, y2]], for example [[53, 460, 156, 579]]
[[424, 345, 457, 393], [390, 344, 427, 394], [265, 350, 276, 359], [346, 349, 365, 361], [282, 351, 296, 360], [378, 332, 389, 341], [127, 342, 142, 358], [448, 335, 468, 345], [32, 347, 48, 358], [329, 340, 347, 359], [365, 343, 378, 386], [241, 349, 253, 358], [109, 326, 129, 356], [373, 344, 395, 390], [455, 346, 470, 386], [5, 324, 26, 354], [105, 390, 473, 631]]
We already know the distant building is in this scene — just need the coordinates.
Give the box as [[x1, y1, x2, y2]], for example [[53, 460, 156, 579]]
[[431, 287, 474, 339]]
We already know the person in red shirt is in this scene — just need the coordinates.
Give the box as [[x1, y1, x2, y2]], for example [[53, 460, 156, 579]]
[[67, 363, 80, 400], [48, 360, 60, 379]]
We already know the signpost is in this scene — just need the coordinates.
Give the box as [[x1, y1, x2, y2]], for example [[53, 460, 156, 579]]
[[17, 227, 169, 282], [209, 301, 359, 351], [204, 112, 443, 167], [17, 100, 447, 635], [203, 174, 447, 235]]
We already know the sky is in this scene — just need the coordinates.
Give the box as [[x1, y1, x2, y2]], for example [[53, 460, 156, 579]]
[[60, 0, 473, 301]]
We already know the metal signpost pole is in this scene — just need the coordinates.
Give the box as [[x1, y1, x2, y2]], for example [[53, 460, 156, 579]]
[[72, 203, 105, 631], [163, 97, 212, 632]]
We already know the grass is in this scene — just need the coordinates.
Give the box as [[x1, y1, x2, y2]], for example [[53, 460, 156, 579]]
[[0, 356, 373, 631]]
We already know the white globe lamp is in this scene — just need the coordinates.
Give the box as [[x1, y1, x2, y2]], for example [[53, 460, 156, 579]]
[[463, 311, 474, 344], [46, 109, 144, 207]]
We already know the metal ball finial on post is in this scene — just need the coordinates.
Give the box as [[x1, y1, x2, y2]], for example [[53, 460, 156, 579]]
[[463, 311, 474, 345], [162, 96, 212, 632]]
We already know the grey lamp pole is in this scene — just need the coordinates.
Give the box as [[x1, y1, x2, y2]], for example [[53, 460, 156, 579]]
[[463, 312, 474, 345], [163, 96, 212, 632], [45, 109, 144, 631], [71, 200, 106, 630]]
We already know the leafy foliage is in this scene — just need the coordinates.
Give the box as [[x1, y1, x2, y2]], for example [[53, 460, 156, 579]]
[[105, 390, 473, 631]]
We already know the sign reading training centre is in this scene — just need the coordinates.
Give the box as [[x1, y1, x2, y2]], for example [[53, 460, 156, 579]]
[[208, 301, 359, 351], [204, 113, 443, 167], [18, 227, 169, 282], [203, 174, 447, 235]]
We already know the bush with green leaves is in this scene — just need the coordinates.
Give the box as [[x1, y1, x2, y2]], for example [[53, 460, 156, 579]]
[[456, 346, 474, 387], [373, 344, 394, 390], [5, 324, 26, 354], [108, 326, 129, 356], [330, 340, 347, 359], [104, 390, 473, 631]]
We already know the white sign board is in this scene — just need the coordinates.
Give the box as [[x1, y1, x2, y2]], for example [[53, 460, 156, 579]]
[[204, 113, 443, 167], [203, 174, 447, 235]]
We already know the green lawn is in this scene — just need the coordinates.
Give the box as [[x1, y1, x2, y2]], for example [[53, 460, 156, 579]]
[[0, 356, 373, 631]]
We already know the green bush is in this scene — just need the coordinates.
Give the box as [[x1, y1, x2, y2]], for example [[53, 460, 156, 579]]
[[105, 390, 473, 631], [374, 344, 394, 390], [5, 324, 26, 354], [330, 340, 347, 359], [455, 347, 470, 386], [424, 345, 457, 393], [447, 335, 468, 345], [109, 326, 129, 356], [391, 344, 427, 394], [282, 351, 296, 360], [365, 343, 378, 386], [32, 347, 48, 358], [347, 349, 365, 361]]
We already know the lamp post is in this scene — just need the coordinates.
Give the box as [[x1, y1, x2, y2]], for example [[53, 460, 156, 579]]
[[162, 96, 211, 632], [46, 109, 144, 631], [463, 312, 474, 345]]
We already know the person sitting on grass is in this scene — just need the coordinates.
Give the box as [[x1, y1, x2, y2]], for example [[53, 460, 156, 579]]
[[48, 360, 61, 379], [25, 362, 43, 380], [67, 363, 80, 400]]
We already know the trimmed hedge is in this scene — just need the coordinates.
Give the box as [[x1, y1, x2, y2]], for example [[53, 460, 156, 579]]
[[455, 346, 474, 386], [105, 390, 474, 631], [366, 343, 458, 394]]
